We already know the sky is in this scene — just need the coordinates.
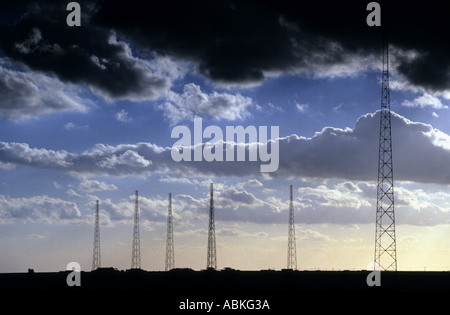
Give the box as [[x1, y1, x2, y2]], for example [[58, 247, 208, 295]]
[[0, 0, 449, 272]]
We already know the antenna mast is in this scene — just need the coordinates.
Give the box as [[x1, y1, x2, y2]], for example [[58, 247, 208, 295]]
[[287, 185, 297, 270], [165, 193, 175, 271], [374, 31, 397, 271], [207, 183, 217, 269], [131, 190, 141, 269], [92, 200, 101, 270]]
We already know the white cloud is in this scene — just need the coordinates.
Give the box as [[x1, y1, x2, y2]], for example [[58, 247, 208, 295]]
[[333, 103, 344, 112], [296, 183, 372, 224], [154, 181, 450, 226], [28, 233, 47, 240], [262, 188, 276, 194], [297, 229, 337, 243], [159, 83, 254, 125], [212, 187, 288, 224], [66, 188, 82, 198], [0, 59, 87, 120], [78, 179, 118, 193], [97, 149, 152, 169], [115, 109, 131, 122], [0, 194, 82, 224], [390, 78, 422, 94], [390, 75, 450, 101], [0, 161, 15, 169], [159, 176, 197, 185], [145, 54, 191, 82], [0, 142, 72, 168], [219, 187, 259, 206], [243, 179, 264, 188], [422, 128, 450, 150], [295, 103, 308, 112], [217, 227, 268, 238], [274, 111, 450, 184], [64, 122, 76, 130], [87, 193, 171, 225], [298, 184, 370, 209], [268, 102, 285, 113], [402, 93, 448, 109], [0, 142, 163, 177], [64, 122, 88, 130], [309, 50, 379, 79], [295, 181, 450, 226]]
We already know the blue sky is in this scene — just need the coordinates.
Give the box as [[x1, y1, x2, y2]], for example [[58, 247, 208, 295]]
[[0, 1, 449, 272]]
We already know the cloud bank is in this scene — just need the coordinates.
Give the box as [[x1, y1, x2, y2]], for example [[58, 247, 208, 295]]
[[0, 111, 449, 184], [0, 194, 82, 224]]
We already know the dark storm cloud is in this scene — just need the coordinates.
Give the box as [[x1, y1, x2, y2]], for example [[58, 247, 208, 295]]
[[0, 1, 170, 101], [0, 1, 448, 95], [92, 0, 368, 84], [91, 0, 449, 90]]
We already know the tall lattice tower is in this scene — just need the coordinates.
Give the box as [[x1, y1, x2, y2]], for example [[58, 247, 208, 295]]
[[92, 200, 101, 270], [206, 183, 217, 269], [287, 185, 297, 270], [131, 190, 141, 269], [374, 32, 397, 271], [165, 193, 175, 271]]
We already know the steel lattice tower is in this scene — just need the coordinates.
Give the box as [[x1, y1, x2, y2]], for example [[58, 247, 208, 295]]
[[206, 183, 217, 269], [374, 33, 397, 271], [131, 190, 141, 269], [92, 200, 101, 270], [165, 193, 175, 271], [287, 185, 297, 270]]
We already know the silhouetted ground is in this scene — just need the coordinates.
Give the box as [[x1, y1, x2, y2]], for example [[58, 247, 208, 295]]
[[0, 269, 448, 312]]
